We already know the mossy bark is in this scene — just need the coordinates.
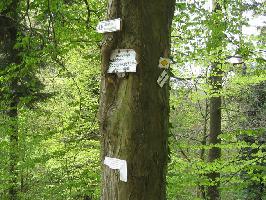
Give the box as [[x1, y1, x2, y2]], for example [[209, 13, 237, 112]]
[[99, 0, 175, 199]]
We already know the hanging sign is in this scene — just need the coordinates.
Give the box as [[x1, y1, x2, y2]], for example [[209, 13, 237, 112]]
[[104, 156, 127, 182], [157, 70, 169, 88], [107, 49, 137, 73], [158, 57, 170, 69], [96, 18, 122, 33]]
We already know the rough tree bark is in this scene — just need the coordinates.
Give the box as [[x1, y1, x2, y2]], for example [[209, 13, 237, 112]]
[[99, 0, 175, 199]]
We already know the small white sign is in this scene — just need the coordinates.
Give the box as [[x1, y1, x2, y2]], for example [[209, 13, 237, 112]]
[[96, 18, 121, 33], [177, 0, 193, 4], [107, 49, 137, 73], [104, 157, 127, 182], [158, 57, 170, 69], [157, 70, 169, 88]]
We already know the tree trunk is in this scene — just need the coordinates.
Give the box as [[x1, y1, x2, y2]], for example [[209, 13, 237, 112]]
[[198, 98, 209, 199], [99, 0, 175, 199], [7, 95, 19, 200], [205, 1, 224, 199], [0, 1, 20, 199], [207, 64, 222, 200]]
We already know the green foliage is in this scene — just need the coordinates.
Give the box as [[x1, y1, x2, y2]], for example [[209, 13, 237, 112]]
[[15, 48, 102, 199], [167, 0, 265, 199], [1, 0, 105, 199]]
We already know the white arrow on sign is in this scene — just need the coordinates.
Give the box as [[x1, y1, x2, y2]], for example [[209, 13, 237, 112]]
[[96, 18, 122, 33]]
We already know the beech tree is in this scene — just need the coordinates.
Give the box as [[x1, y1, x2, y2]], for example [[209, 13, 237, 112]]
[[205, 1, 224, 199], [99, 0, 175, 199]]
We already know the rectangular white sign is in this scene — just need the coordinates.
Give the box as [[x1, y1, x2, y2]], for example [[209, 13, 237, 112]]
[[157, 70, 169, 88], [104, 156, 127, 182], [107, 49, 137, 73], [96, 18, 121, 33]]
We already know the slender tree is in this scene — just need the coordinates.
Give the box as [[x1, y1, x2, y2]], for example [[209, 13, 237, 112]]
[[0, 1, 21, 199], [206, 2, 224, 199], [207, 63, 222, 200], [99, 0, 175, 199]]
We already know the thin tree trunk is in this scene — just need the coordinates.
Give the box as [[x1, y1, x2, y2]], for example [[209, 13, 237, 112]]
[[7, 95, 19, 200], [0, 1, 20, 199], [198, 98, 209, 199], [205, 0, 224, 198], [99, 0, 175, 199], [207, 64, 222, 200]]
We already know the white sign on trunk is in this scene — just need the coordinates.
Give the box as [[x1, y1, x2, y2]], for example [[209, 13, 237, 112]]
[[107, 49, 137, 73], [157, 70, 169, 88], [96, 18, 122, 33], [104, 157, 127, 182]]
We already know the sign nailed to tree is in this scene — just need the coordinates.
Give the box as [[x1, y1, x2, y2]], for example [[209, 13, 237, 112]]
[[104, 157, 127, 182], [96, 18, 122, 33], [158, 57, 170, 69], [157, 70, 169, 88], [107, 49, 137, 73]]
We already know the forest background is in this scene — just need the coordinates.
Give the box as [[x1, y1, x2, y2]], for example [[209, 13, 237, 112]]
[[0, 0, 265, 200]]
